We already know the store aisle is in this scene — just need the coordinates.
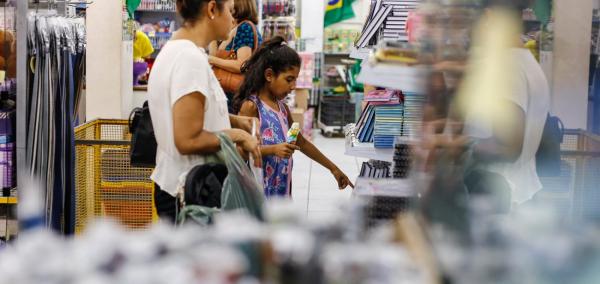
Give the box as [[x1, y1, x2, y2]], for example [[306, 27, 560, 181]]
[[292, 132, 364, 219]]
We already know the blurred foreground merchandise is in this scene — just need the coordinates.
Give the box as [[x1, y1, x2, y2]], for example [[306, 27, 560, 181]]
[[0, 198, 599, 284]]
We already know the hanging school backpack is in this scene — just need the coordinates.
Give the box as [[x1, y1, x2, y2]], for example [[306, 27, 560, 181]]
[[536, 114, 564, 177], [178, 133, 264, 225], [129, 101, 157, 167]]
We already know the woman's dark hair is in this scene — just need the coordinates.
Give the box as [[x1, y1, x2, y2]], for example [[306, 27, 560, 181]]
[[176, 0, 226, 24], [233, 0, 259, 25], [234, 36, 301, 113]]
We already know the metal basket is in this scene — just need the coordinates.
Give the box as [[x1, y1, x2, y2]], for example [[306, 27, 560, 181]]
[[75, 119, 157, 233], [538, 129, 600, 221]]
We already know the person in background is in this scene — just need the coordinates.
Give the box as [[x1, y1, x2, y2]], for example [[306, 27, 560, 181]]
[[133, 24, 154, 85], [426, 0, 549, 210], [148, 0, 261, 223], [466, 0, 549, 208], [209, 0, 262, 112], [235, 36, 354, 198]]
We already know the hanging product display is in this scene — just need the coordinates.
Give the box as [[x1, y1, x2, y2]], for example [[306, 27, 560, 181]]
[[137, 0, 176, 11], [261, 0, 296, 45], [262, 0, 296, 18], [262, 18, 295, 43], [0, 87, 15, 191], [26, 14, 86, 235]]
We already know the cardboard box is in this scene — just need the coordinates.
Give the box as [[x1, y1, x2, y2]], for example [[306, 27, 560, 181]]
[[294, 89, 310, 111]]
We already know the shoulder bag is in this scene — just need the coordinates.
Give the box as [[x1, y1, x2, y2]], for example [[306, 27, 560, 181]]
[[129, 101, 157, 167], [213, 21, 259, 93]]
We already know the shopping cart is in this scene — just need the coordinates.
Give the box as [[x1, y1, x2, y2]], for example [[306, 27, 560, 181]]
[[538, 129, 600, 221], [74, 119, 157, 233]]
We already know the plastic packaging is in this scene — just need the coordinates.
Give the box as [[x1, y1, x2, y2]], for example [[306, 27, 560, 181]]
[[218, 133, 265, 221], [249, 119, 264, 191], [286, 122, 301, 144]]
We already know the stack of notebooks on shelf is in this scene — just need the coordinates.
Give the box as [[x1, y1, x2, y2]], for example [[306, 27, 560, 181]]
[[402, 92, 426, 139], [354, 90, 426, 148], [359, 160, 392, 178], [355, 90, 401, 143], [355, 0, 422, 48], [374, 104, 403, 148], [393, 142, 411, 178], [381, 0, 420, 41]]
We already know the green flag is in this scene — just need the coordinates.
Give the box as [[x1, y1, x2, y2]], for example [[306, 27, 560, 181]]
[[126, 0, 142, 19], [324, 0, 356, 27]]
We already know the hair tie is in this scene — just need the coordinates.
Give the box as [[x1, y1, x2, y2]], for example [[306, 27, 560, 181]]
[[281, 41, 287, 46]]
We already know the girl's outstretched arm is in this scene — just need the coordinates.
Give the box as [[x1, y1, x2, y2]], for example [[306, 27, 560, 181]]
[[285, 105, 354, 189]]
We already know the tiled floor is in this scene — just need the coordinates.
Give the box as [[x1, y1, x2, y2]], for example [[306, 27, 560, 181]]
[[292, 132, 365, 218]]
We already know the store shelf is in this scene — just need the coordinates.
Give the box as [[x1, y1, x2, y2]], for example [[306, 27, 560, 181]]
[[356, 62, 429, 93], [133, 85, 148, 91], [353, 178, 415, 197], [345, 141, 394, 162], [324, 52, 351, 56], [350, 47, 371, 60], [345, 124, 394, 162], [0, 197, 17, 205]]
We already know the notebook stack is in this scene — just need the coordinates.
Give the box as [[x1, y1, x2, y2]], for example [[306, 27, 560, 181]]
[[374, 104, 404, 148], [402, 92, 426, 139], [355, 90, 401, 143], [359, 160, 392, 178], [393, 142, 412, 178], [380, 0, 421, 42], [355, 0, 422, 48]]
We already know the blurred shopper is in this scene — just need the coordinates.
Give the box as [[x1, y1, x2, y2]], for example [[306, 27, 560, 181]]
[[148, 0, 261, 223], [209, 0, 262, 113], [464, 0, 550, 207]]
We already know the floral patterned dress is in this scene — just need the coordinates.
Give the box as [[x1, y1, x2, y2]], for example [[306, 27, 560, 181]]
[[249, 96, 292, 197]]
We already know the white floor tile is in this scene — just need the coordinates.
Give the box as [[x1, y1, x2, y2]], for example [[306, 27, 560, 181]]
[[290, 131, 365, 216]]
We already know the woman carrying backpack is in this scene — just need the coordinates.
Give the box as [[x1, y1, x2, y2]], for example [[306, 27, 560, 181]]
[[147, 0, 261, 223]]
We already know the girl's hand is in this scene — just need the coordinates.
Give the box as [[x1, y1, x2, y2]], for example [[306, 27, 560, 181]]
[[272, 143, 300, 159], [331, 168, 354, 190]]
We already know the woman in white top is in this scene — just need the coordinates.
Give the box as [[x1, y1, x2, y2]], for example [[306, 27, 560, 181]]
[[148, 0, 261, 222]]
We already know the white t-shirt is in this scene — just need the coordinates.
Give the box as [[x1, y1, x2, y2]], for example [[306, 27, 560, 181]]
[[466, 48, 550, 204], [148, 40, 231, 196]]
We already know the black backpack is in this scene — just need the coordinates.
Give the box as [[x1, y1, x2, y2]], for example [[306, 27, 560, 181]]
[[183, 163, 228, 208], [129, 101, 157, 167], [536, 114, 564, 177]]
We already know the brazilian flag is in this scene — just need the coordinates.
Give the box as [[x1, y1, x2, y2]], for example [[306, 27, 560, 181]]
[[324, 0, 356, 27]]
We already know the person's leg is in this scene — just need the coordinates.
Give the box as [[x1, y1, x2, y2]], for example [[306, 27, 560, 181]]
[[153, 183, 177, 224]]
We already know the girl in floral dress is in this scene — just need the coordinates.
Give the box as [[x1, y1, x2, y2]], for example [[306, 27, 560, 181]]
[[235, 36, 353, 198]]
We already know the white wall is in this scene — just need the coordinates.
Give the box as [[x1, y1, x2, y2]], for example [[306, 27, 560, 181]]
[[86, 0, 127, 120], [301, 0, 371, 52], [551, 0, 593, 129], [300, 0, 325, 52]]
